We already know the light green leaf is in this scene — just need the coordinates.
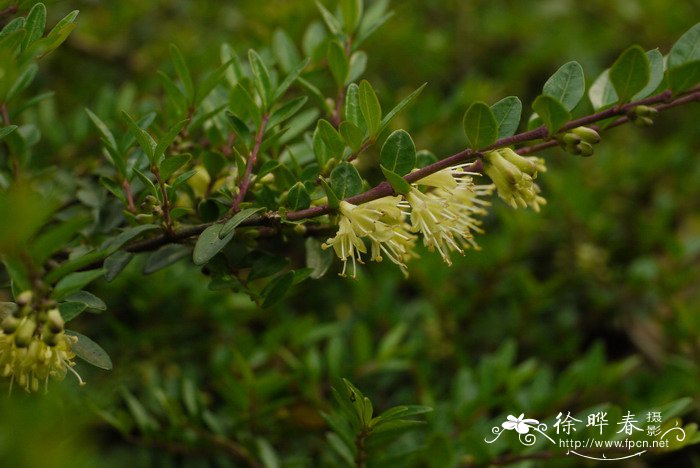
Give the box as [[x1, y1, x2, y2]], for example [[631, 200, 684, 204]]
[[359, 80, 382, 136], [0, 125, 18, 141], [462, 101, 498, 149], [272, 29, 301, 74], [320, 178, 340, 209], [381, 165, 411, 195], [328, 40, 349, 87], [589, 69, 619, 110], [64, 291, 107, 312], [632, 49, 665, 100], [491, 96, 522, 139], [668, 23, 700, 68], [330, 162, 363, 199], [287, 182, 311, 210], [21, 3, 46, 51], [316, 1, 342, 36], [339, 121, 364, 152], [66, 330, 113, 370], [542, 61, 585, 111], [380, 129, 416, 176], [220, 207, 265, 238], [169, 44, 195, 103], [347, 51, 367, 84], [122, 111, 156, 164], [344, 83, 365, 129], [340, 0, 363, 34], [268, 96, 308, 128], [532, 95, 571, 135], [248, 49, 273, 110], [609, 45, 650, 102], [273, 58, 309, 102], [193, 224, 234, 265]]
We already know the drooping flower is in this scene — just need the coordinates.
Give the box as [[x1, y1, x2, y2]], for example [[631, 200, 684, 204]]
[[483, 148, 547, 212], [0, 309, 84, 393]]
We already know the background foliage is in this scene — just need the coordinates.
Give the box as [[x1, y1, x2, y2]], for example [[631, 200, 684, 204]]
[[1, 0, 700, 466]]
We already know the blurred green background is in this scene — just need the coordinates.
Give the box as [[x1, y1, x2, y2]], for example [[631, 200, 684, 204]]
[[2, 0, 700, 466]]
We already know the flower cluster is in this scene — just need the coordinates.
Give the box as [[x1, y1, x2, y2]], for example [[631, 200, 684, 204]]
[[323, 165, 496, 276], [482, 148, 547, 212], [1, 298, 83, 393]]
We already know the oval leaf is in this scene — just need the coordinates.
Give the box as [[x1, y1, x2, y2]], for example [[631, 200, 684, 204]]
[[462, 101, 498, 149], [359, 80, 382, 136], [330, 162, 363, 199], [632, 49, 665, 100], [66, 330, 113, 370], [668, 23, 700, 68], [491, 96, 522, 139], [532, 95, 571, 135], [609, 45, 650, 102], [380, 129, 416, 176], [543, 61, 585, 111], [193, 224, 234, 266]]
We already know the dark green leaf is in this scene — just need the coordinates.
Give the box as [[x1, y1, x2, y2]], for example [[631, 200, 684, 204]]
[[305, 238, 333, 279], [381, 165, 411, 195], [356, 0, 394, 47], [669, 61, 700, 94], [380, 129, 416, 176], [104, 251, 134, 282], [532, 95, 571, 135], [491, 96, 522, 139], [220, 207, 265, 238], [248, 49, 273, 109], [7, 63, 38, 101], [154, 120, 189, 165], [159, 153, 191, 181], [328, 40, 349, 86], [85, 108, 117, 151], [31, 216, 91, 265], [609, 45, 650, 102], [59, 302, 87, 322], [261, 271, 294, 308], [320, 178, 340, 209], [462, 101, 498, 149], [52, 269, 106, 300], [378, 83, 426, 134], [316, 1, 342, 36], [193, 225, 234, 265], [21, 3, 46, 51], [287, 182, 311, 210], [542, 61, 585, 111], [249, 254, 290, 281], [273, 58, 310, 102], [64, 291, 107, 312], [66, 330, 113, 370], [0, 125, 18, 141], [122, 111, 156, 164], [169, 44, 195, 103], [144, 244, 190, 274], [317, 119, 346, 159], [268, 96, 308, 130], [415, 149, 437, 168], [359, 80, 381, 136], [339, 121, 364, 152], [340, 0, 363, 34], [344, 83, 364, 129], [330, 162, 363, 199]]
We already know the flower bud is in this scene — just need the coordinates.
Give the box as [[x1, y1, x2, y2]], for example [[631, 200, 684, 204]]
[[571, 126, 601, 144], [1, 316, 20, 334], [46, 309, 64, 334], [14, 318, 37, 348], [16, 291, 33, 307], [634, 116, 654, 127], [558, 132, 581, 146], [633, 105, 658, 117], [578, 141, 594, 157], [498, 148, 538, 177]]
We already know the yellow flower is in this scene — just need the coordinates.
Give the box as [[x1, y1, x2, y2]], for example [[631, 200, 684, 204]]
[[483, 148, 546, 212]]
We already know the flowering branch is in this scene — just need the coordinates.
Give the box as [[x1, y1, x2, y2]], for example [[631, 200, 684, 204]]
[[231, 114, 269, 214]]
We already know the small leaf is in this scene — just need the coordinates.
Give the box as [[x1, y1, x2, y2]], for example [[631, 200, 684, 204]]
[[21, 3, 46, 51], [249, 254, 290, 281], [273, 57, 310, 102], [378, 83, 426, 134], [101, 224, 160, 253], [320, 178, 340, 209], [220, 207, 264, 238], [193, 224, 234, 266], [261, 271, 294, 308], [340, 0, 363, 34], [169, 44, 195, 103], [380, 129, 416, 176], [347, 51, 367, 84], [122, 111, 156, 164], [381, 165, 411, 195], [287, 182, 311, 210], [462, 102, 498, 149], [632, 49, 665, 100], [589, 69, 619, 110], [609, 45, 650, 102], [415, 149, 437, 168], [85, 108, 117, 152], [668, 23, 700, 68], [317, 119, 346, 159], [160, 153, 191, 180], [339, 121, 364, 152], [58, 302, 87, 322], [316, 1, 343, 36], [267, 96, 308, 128], [272, 29, 301, 74], [143, 244, 190, 274], [330, 162, 363, 199], [491, 96, 522, 139], [344, 83, 365, 129], [154, 119, 189, 165], [248, 49, 273, 109], [532, 95, 571, 135], [542, 61, 585, 111], [359, 80, 382, 136], [52, 269, 106, 300], [328, 40, 349, 87], [66, 330, 113, 370], [305, 238, 333, 279], [31, 216, 91, 265], [104, 251, 134, 282], [64, 291, 107, 312]]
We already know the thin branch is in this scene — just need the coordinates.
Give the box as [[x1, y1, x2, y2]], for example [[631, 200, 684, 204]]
[[231, 114, 269, 213]]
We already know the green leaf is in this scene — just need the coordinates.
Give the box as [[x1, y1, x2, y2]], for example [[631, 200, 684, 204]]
[[58, 302, 86, 322], [52, 269, 106, 300], [344, 83, 364, 129], [287, 182, 311, 210], [669, 61, 700, 94], [193, 224, 234, 265], [272, 29, 301, 74], [380, 129, 416, 176], [313, 126, 332, 167], [589, 69, 619, 110], [632, 49, 665, 100], [66, 330, 113, 370], [532, 95, 571, 135], [249, 254, 290, 281], [609, 45, 650, 102], [169, 44, 195, 103], [21, 3, 46, 51], [64, 291, 107, 312], [339, 121, 364, 152], [31, 216, 91, 265], [378, 83, 426, 134], [305, 238, 333, 279], [248, 49, 273, 110], [491, 96, 522, 139], [462, 101, 498, 149], [330, 162, 363, 199], [144, 244, 190, 274], [542, 61, 585, 111], [356, 0, 394, 48], [347, 51, 367, 84], [326, 433, 355, 467], [359, 80, 382, 136], [317, 119, 346, 159], [415, 149, 437, 168], [320, 178, 340, 209], [261, 271, 294, 308], [381, 165, 411, 195], [85, 108, 117, 152], [104, 251, 134, 282], [154, 120, 189, 165], [273, 57, 309, 102], [101, 224, 160, 253], [340, 0, 363, 34], [0, 125, 18, 141], [220, 207, 265, 238], [668, 23, 700, 68], [7, 63, 38, 101], [328, 40, 349, 87], [316, 1, 343, 36], [268, 96, 308, 128], [159, 153, 191, 181], [122, 111, 156, 164]]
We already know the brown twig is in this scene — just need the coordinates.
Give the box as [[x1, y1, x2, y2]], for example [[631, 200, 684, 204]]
[[231, 114, 269, 213]]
